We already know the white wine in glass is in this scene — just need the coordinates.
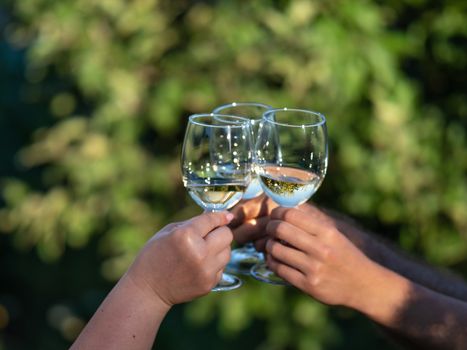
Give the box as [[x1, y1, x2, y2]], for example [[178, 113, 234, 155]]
[[259, 165, 324, 208], [186, 181, 246, 212]]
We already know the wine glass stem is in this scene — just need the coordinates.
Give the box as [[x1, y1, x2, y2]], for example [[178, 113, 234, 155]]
[[205, 209, 242, 291]]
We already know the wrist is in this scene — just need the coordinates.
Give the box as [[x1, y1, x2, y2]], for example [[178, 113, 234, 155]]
[[348, 260, 412, 326], [123, 270, 172, 315]]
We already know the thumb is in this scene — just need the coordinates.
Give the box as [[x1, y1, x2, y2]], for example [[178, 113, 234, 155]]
[[186, 211, 234, 238]]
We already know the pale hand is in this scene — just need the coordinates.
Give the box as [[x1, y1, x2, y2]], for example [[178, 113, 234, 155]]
[[127, 211, 234, 307]]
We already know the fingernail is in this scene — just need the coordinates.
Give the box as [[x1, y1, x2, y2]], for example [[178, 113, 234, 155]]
[[226, 213, 234, 222]]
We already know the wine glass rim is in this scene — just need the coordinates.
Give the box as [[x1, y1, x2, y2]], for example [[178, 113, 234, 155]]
[[263, 108, 326, 127], [188, 113, 250, 128], [212, 102, 273, 120]]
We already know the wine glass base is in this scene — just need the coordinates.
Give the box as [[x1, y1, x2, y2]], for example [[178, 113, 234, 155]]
[[250, 263, 290, 286], [212, 273, 243, 292], [226, 247, 264, 275]]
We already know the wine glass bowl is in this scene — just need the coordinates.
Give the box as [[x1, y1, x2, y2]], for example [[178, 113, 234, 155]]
[[182, 114, 252, 212], [256, 108, 327, 208], [181, 113, 253, 291], [213, 102, 272, 200], [212, 102, 272, 275]]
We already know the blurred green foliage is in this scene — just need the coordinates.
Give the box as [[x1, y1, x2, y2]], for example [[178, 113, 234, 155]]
[[0, 0, 466, 349]]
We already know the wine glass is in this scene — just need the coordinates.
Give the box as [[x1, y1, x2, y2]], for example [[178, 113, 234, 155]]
[[212, 102, 272, 274], [181, 113, 253, 291], [250, 108, 328, 285]]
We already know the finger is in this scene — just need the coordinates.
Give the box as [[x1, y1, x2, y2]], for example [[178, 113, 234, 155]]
[[185, 211, 234, 238], [232, 216, 269, 244], [205, 226, 233, 254], [267, 220, 328, 258], [229, 194, 274, 227], [267, 255, 305, 288], [260, 195, 279, 215], [266, 239, 311, 274], [214, 270, 223, 286], [211, 248, 231, 273], [254, 237, 268, 252], [208, 249, 232, 289], [266, 219, 313, 250], [270, 207, 333, 238], [229, 196, 264, 227]]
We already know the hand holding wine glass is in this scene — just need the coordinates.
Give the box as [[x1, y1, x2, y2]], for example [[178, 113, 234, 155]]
[[71, 211, 235, 350], [251, 108, 328, 284]]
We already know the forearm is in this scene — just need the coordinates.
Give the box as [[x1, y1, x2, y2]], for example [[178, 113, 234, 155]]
[[354, 263, 467, 349], [328, 210, 467, 302], [70, 273, 171, 350], [360, 230, 467, 302]]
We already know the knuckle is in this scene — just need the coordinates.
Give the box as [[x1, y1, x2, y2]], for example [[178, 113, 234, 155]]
[[283, 208, 297, 223], [172, 228, 190, 246], [200, 286, 211, 296], [306, 276, 321, 289], [197, 269, 213, 288], [199, 280, 213, 295], [189, 246, 207, 267], [269, 241, 281, 257], [275, 264, 286, 278], [183, 225, 196, 238], [273, 221, 290, 241], [220, 249, 231, 266], [171, 227, 184, 239], [312, 261, 323, 274], [321, 245, 332, 261], [275, 221, 288, 235], [216, 227, 233, 247], [223, 227, 234, 243], [324, 226, 338, 240]]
